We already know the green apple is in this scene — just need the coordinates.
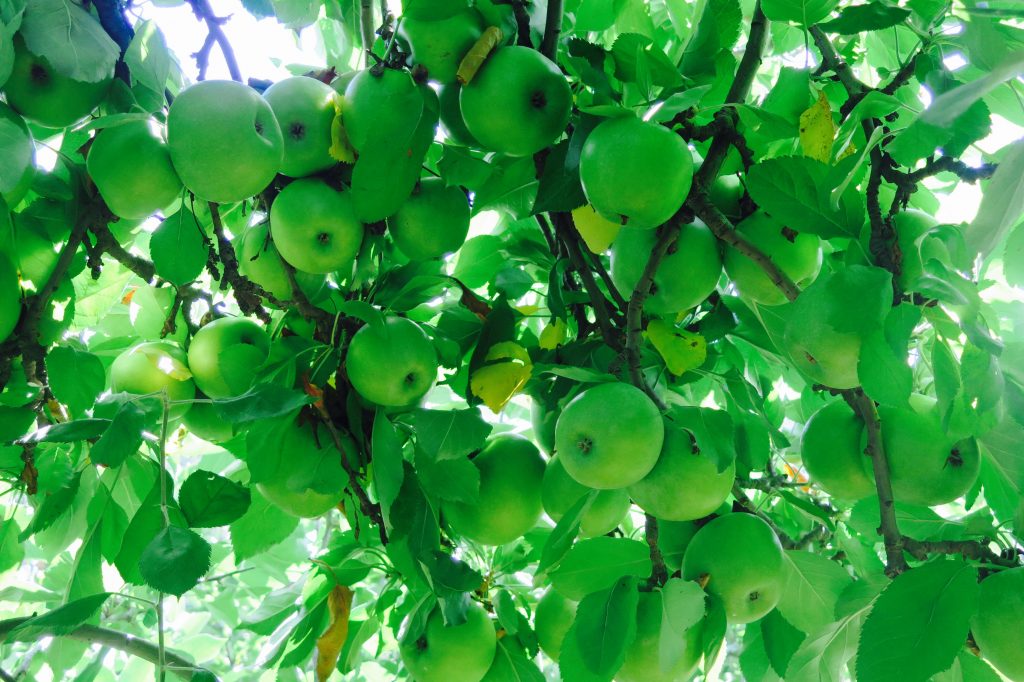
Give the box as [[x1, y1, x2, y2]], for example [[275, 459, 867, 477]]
[[167, 80, 283, 203], [87, 120, 183, 220], [709, 173, 744, 222], [535, 588, 576, 662], [628, 424, 736, 521], [263, 76, 340, 178], [879, 406, 980, 507], [187, 317, 270, 399], [783, 280, 863, 390], [892, 209, 937, 291], [182, 398, 235, 443], [343, 68, 423, 152], [801, 400, 874, 500], [580, 115, 693, 228], [3, 37, 112, 128], [254, 419, 348, 518], [460, 46, 572, 157], [972, 567, 1024, 681], [257, 483, 342, 518], [398, 9, 484, 84], [555, 382, 664, 489], [473, 0, 517, 37], [438, 83, 479, 146], [617, 591, 703, 682], [10, 199, 72, 288], [0, 252, 21, 343], [724, 211, 822, 306], [269, 178, 365, 274], [541, 455, 630, 537], [659, 519, 700, 572], [235, 222, 326, 302], [399, 603, 497, 682], [110, 341, 195, 419], [345, 316, 438, 407], [387, 178, 470, 260], [0, 103, 35, 207], [610, 221, 722, 315], [403, 0, 470, 20], [443, 436, 545, 545], [682, 513, 785, 624]]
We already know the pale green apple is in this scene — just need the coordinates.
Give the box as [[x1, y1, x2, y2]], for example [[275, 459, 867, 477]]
[[235, 222, 326, 302], [535, 588, 576, 662], [187, 317, 270, 399], [0, 103, 35, 207], [263, 76, 340, 178], [724, 210, 822, 306], [397, 9, 484, 84], [182, 399, 235, 443], [387, 178, 470, 260], [541, 456, 630, 537], [269, 178, 364, 274], [345, 316, 437, 407], [460, 46, 572, 157], [110, 341, 195, 419], [399, 604, 497, 682], [438, 82, 479, 146], [87, 120, 183, 220], [801, 400, 874, 500], [343, 68, 423, 152], [444, 436, 545, 545], [972, 567, 1024, 681], [167, 80, 283, 203], [617, 591, 703, 682]]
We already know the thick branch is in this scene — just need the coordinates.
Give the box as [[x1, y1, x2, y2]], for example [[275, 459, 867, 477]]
[[645, 515, 669, 587], [902, 537, 1020, 568], [90, 223, 156, 281], [540, 0, 563, 60], [188, 0, 243, 82], [316, 415, 388, 545], [208, 203, 274, 323], [494, 0, 533, 48]]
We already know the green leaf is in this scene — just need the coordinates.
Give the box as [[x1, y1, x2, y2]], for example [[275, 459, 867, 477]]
[[90, 401, 146, 468], [0, 515, 23, 572], [486, 637, 546, 682], [472, 157, 539, 220], [0, 102, 32, 197], [228, 487, 299, 563], [18, 470, 81, 541], [611, 33, 684, 88], [745, 157, 865, 238], [114, 477, 188, 584], [575, 0, 626, 31], [858, 331, 913, 408], [7, 592, 112, 641], [124, 20, 171, 94], [371, 412, 405, 518], [179, 470, 251, 528], [213, 384, 314, 424], [667, 406, 736, 473], [818, 4, 911, 33], [761, 609, 806, 676], [19, 0, 118, 82], [658, 578, 706, 672], [776, 550, 853, 634], [150, 209, 208, 287], [822, 265, 893, 336], [534, 140, 587, 214], [1003, 220, 1024, 288], [856, 560, 979, 682], [536, 491, 593, 578], [680, 0, 741, 78], [785, 608, 865, 682], [968, 139, 1024, 258], [45, 347, 105, 415], [761, 0, 840, 25], [139, 525, 212, 596], [26, 419, 110, 444], [560, 577, 639, 680], [420, 550, 483, 593], [410, 408, 492, 462], [493, 590, 519, 637], [550, 537, 652, 600]]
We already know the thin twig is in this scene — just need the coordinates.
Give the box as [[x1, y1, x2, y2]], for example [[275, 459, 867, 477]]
[[902, 537, 1019, 568], [359, 0, 376, 67], [645, 515, 669, 587], [316, 416, 389, 545], [188, 0, 243, 82], [208, 203, 274, 322], [552, 215, 623, 351]]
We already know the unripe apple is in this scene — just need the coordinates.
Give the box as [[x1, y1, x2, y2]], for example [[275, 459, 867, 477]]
[[87, 120, 183, 220], [343, 68, 422, 152], [0, 103, 35, 207], [617, 591, 703, 682], [460, 46, 572, 157], [345, 316, 438, 407], [397, 9, 484, 84], [187, 317, 270, 399], [167, 80, 283, 203], [3, 37, 112, 129], [541, 456, 630, 537], [263, 76, 340, 178], [235, 222, 326, 302], [387, 178, 470, 260], [399, 603, 497, 682], [782, 280, 862, 390], [580, 116, 693, 228], [402, 0, 470, 20], [110, 341, 195, 419], [801, 400, 874, 500], [269, 178, 365, 275], [437, 83, 479, 147], [724, 210, 822, 306], [972, 567, 1024, 681], [534, 588, 576, 662], [182, 399, 235, 443]]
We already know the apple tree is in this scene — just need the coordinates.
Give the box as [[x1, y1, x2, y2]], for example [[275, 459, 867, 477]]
[[0, 0, 1023, 680]]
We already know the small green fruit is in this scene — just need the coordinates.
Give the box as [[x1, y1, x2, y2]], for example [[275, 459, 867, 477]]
[[87, 120, 183, 220], [973, 567, 1024, 681], [541, 456, 630, 537], [110, 341, 195, 419], [0, 253, 21, 343], [0, 103, 35, 207], [269, 178, 365, 274], [263, 76, 340, 178], [535, 589, 576, 662], [235, 222, 326, 302], [724, 211, 822, 306], [387, 178, 470, 260], [187, 317, 270, 399], [398, 9, 484, 84], [801, 400, 875, 500], [399, 604, 497, 682], [346, 316, 438, 407]]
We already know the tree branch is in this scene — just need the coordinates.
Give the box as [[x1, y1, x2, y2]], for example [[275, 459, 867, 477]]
[[89, 223, 156, 281], [902, 537, 1020, 568], [315, 414, 388, 545], [207, 203, 274, 323], [494, 0, 533, 48], [645, 515, 669, 587], [187, 0, 242, 82], [540, 0, 563, 60], [359, 0, 376, 67]]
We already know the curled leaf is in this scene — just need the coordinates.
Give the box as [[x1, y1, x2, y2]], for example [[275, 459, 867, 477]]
[[470, 341, 533, 413], [316, 585, 354, 682], [457, 27, 505, 85]]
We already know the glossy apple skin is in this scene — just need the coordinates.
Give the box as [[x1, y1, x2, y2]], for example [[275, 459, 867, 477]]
[[110, 341, 195, 419], [580, 116, 693, 228], [387, 178, 470, 260], [399, 604, 497, 682], [879, 406, 980, 507], [617, 591, 703, 682], [535, 588, 576, 662], [972, 568, 1024, 681], [87, 120, 183, 220], [541, 455, 630, 537], [167, 80, 283, 203], [269, 178, 365, 275], [783, 281, 862, 390], [4, 38, 111, 129], [343, 68, 422, 152], [555, 382, 664, 490], [345, 316, 438, 407], [398, 9, 484, 84], [682, 513, 785, 624], [437, 83, 479, 147], [610, 221, 722, 316], [0, 253, 21, 343], [235, 222, 326, 303], [186, 317, 270, 399], [801, 400, 875, 500], [182, 399, 235, 443], [724, 211, 822, 306], [263, 76, 339, 178], [444, 436, 545, 545], [0, 103, 35, 207], [460, 46, 572, 157], [629, 424, 736, 521]]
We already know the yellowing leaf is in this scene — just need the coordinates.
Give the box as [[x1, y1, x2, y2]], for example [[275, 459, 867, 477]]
[[330, 97, 356, 164], [571, 204, 621, 253], [539, 318, 568, 349], [515, 304, 540, 316], [316, 585, 354, 682], [799, 90, 836, 163], [457, 26, 504, 85], [470, 341, 533, 413], [645, 319, 706, 376]]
